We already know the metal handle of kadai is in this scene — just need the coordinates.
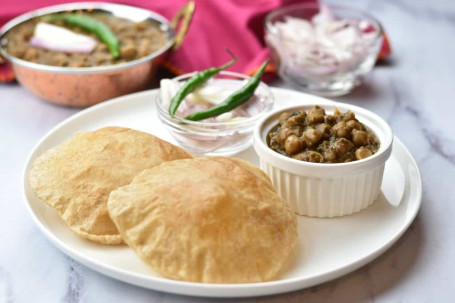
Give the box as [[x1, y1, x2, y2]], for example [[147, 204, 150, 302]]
[[171, 1, 195, 51]]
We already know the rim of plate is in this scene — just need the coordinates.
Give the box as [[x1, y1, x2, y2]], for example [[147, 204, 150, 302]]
[[22, 88, 422, 297]]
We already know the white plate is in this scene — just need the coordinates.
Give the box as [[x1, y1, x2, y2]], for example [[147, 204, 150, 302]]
[[23, 88, 422, 298]]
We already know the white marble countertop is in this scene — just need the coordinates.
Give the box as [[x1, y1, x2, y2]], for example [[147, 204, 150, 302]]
[[1, 0, 454, 302]]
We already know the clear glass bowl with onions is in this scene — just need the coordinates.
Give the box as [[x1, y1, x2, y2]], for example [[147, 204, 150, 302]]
[[265, 3, 383, 96], [156, 71, 274, 156]]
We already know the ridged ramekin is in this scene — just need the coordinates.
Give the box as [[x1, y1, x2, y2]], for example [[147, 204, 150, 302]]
[[254, 103, 393, 217]]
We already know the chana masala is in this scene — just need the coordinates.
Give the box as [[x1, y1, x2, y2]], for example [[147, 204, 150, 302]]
[[267, 106, 380, 163], [3, 13, 168, 67]]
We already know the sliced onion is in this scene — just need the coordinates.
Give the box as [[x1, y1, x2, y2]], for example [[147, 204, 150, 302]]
[[177, 104, 208, 118], [160, 78, 266, 122], [312, 3, 335, 24], [29, 23, 97, 53], [160, 79, 179, 109], [267, 5, 378, 78], [215, 112, 234, 122]]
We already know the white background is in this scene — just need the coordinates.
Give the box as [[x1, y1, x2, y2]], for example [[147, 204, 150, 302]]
[[1, 0, 454, 302]]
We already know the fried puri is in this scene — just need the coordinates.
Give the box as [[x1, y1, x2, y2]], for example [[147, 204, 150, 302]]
[[29, 127, 192, 244], [107, 157, 297, 283]]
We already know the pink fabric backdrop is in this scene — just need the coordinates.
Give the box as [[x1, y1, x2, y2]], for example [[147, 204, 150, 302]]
[[0, 0, 312, 78]]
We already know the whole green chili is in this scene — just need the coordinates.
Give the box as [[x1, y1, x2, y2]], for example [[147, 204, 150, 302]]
[[184, 59, 269, 121], [49, 14, 120, 58], [168, 53, 237, 117]]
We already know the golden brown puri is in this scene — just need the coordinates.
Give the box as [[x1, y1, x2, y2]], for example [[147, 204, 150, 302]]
[[108, 157, 297, 283], [29, 127, 192, 244]]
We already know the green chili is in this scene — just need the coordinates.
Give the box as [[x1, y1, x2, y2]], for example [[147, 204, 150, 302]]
[[184, 60, 269, 121], [49, 14, 120, 58], [168, 53, 237, 117]]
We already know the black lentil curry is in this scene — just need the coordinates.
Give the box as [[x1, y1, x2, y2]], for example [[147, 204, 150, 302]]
[[3, 13, 167, 67], [267, 106, 380, 163]]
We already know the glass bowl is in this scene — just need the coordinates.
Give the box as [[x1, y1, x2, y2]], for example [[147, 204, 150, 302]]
[[265, 3, 383, 97], [156, 71, 274, 156]]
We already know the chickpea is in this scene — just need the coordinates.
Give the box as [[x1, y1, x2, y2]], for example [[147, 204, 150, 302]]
[[302, 128, 322, 146], [367, 133, 378, 145], [93, 52, 111, 64], [292, 126, 304, 137], [69, 61, 84, 68], [346, 120, 362, 130], [122, 30, 137, 40], [137, 39, 152, 57], [24, 48, 38, 61], [307, 106, 325, 124], [325, 115, 338, 125], [77, 54, 88, 61], [333, 138, 354, 155], [316, 123, 332, 139], [279, 112, 291, 126], [293, 151, 324, 163], [352, 129, 368, 146], [355, 147, 373, 160], [23, 30, 33, 40], [284, 113, 305, 127], [96, 43, 108, 52], [285, 135, 304, 155], [134, 21, 148, 30], [275, 128, 293, 144], [52, 53, 68, 67], [120, 44, 137, 60], [342, 111, 356, 121], [332, 121, 351, 138], [296, 111, 307, 119], [10, 48, 25, 58], [322, 149, 337, 162]]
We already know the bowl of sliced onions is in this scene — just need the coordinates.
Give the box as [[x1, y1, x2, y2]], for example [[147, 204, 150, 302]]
[[265, 3, 383, 97], [157, 71, 274, 156]]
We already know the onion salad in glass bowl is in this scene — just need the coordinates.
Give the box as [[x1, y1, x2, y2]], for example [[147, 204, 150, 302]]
[[157, 71, 274, 156], [265, 3, 383, 96]]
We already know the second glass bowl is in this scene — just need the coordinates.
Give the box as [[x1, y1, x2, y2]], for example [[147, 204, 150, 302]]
[[156, 71, 274, 156], [265, 3, 383, 97]]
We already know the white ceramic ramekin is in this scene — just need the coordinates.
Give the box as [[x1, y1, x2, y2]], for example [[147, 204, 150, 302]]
[[254, 103, 393, 217]]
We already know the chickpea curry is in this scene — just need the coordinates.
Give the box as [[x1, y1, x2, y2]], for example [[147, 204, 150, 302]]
[[3, 13, 167, 67], [267, 106, 380, 163]]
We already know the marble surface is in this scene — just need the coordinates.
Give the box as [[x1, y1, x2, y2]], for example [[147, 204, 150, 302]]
[[1, 0, 454, 302]]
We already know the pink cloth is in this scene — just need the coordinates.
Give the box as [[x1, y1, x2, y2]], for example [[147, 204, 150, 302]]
[[0, 0, 313, 80], [154, 0, 313, 75]]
